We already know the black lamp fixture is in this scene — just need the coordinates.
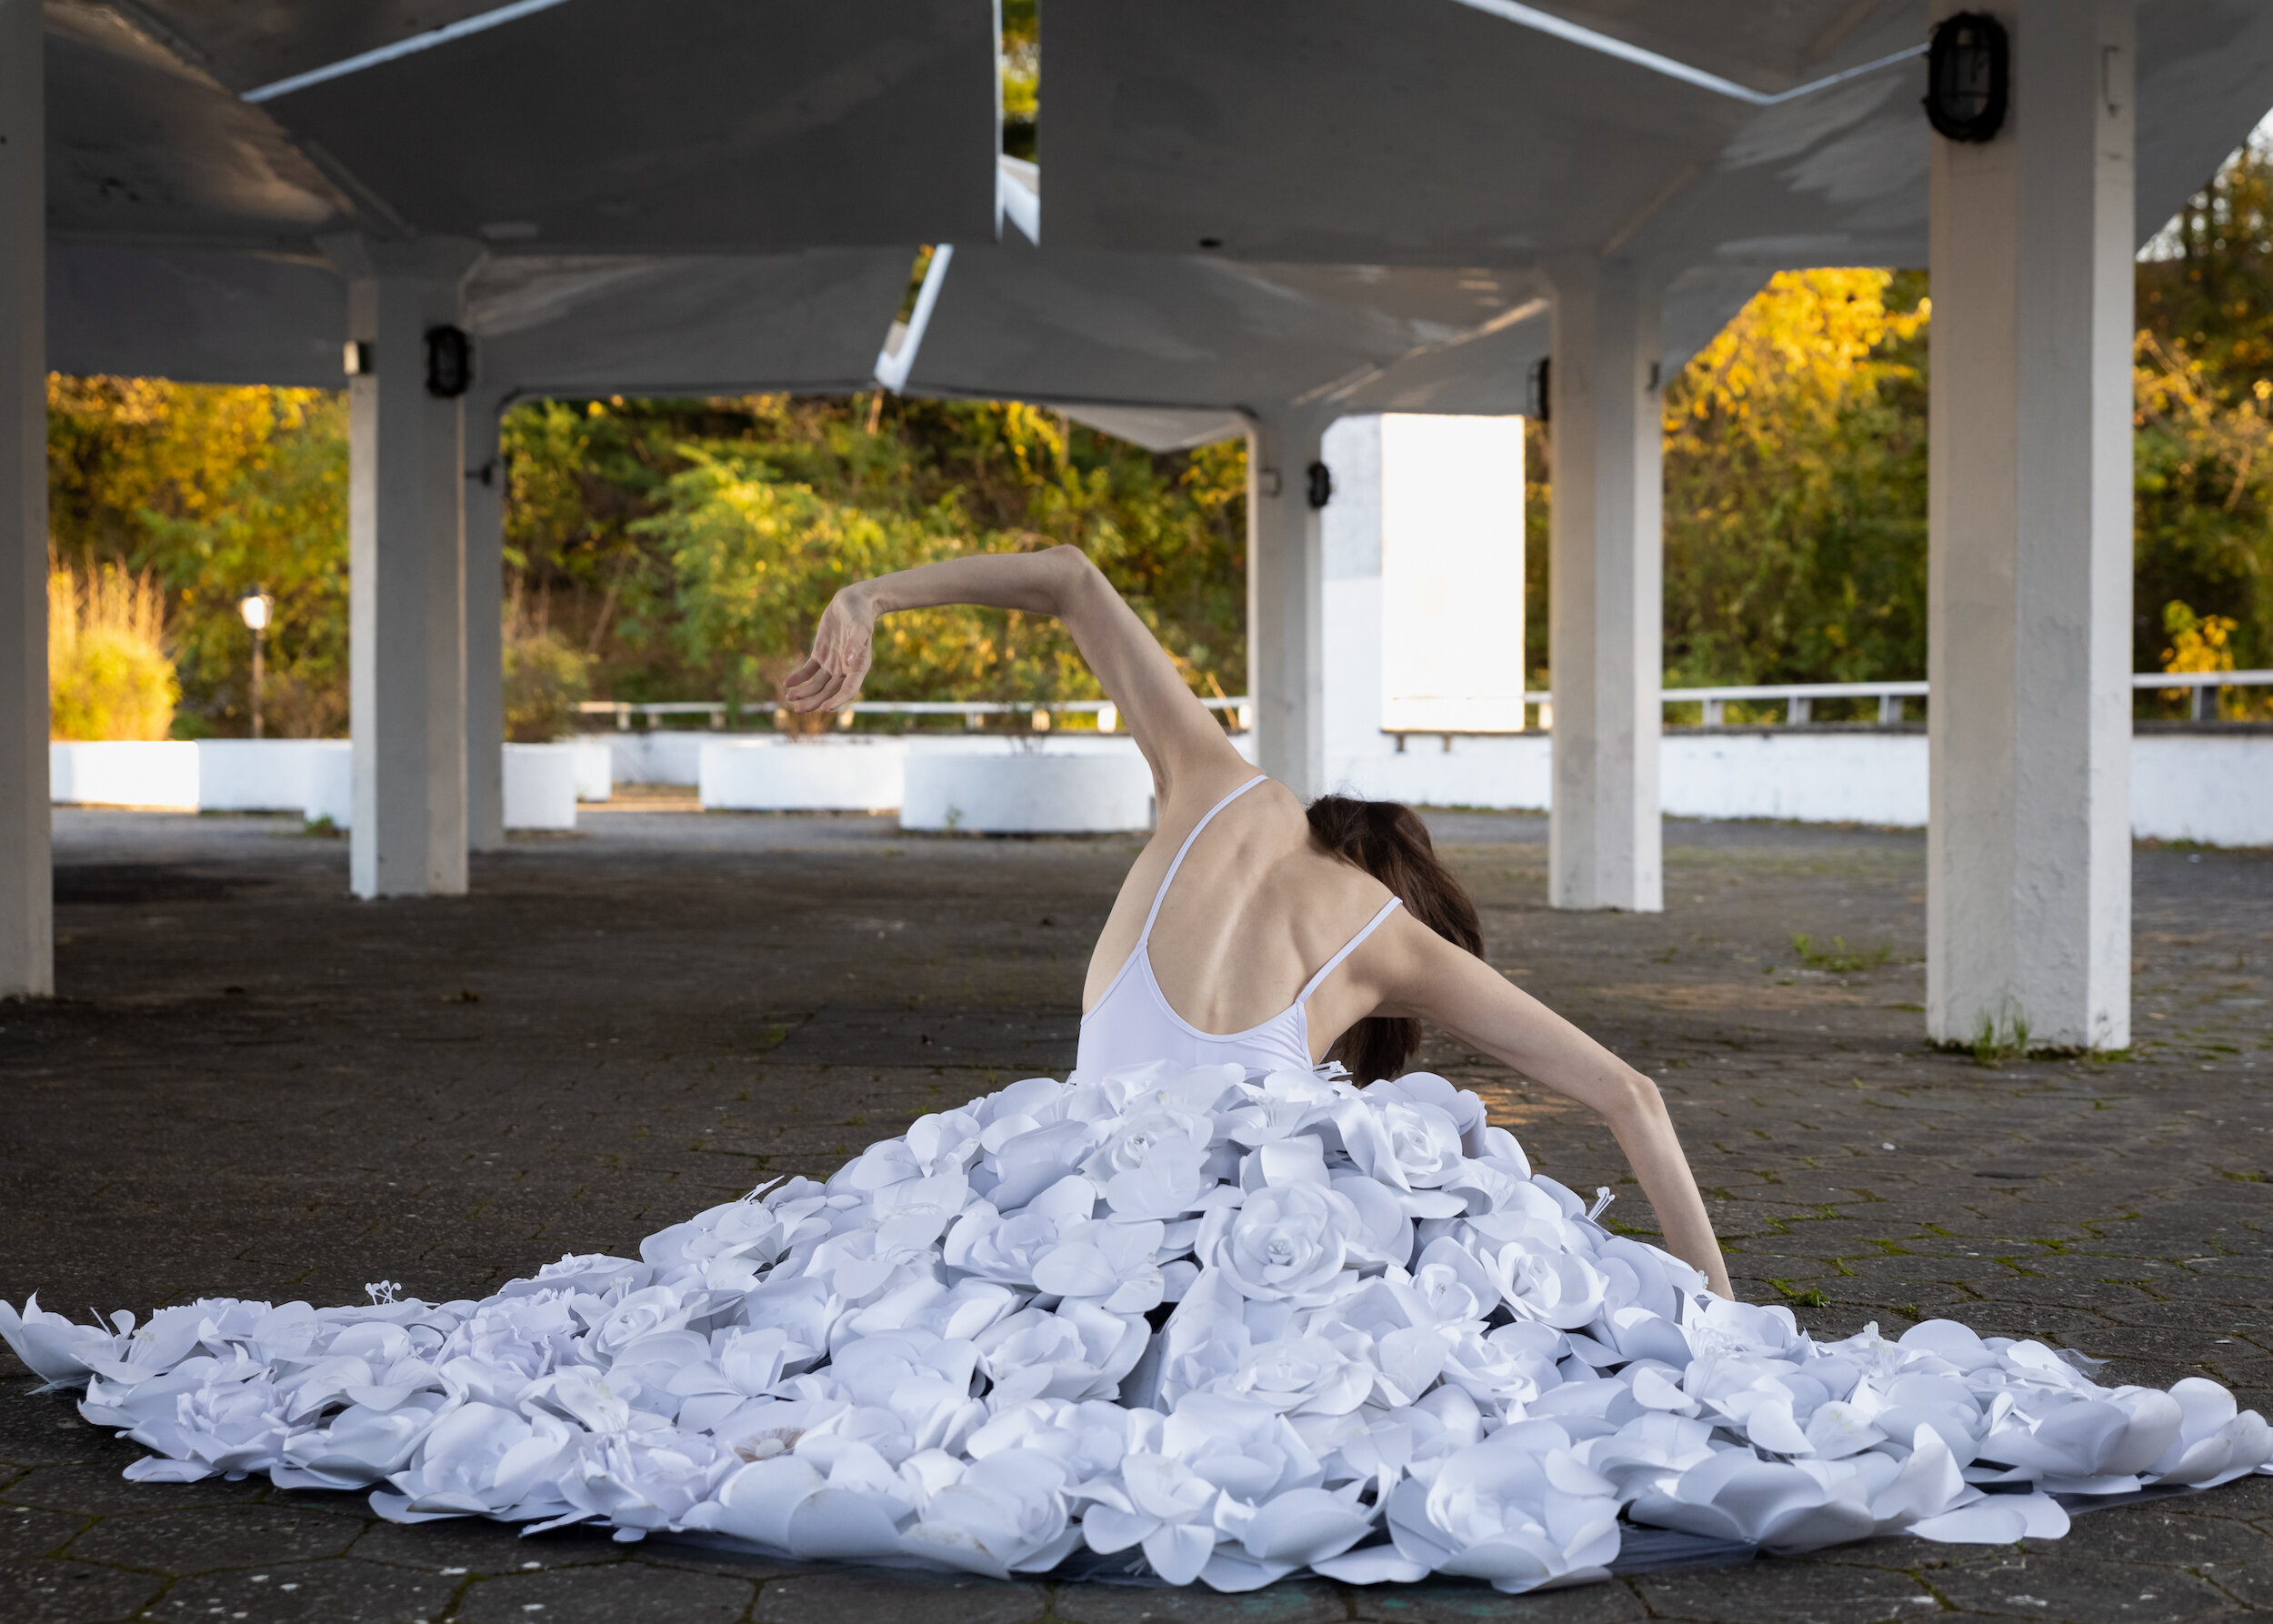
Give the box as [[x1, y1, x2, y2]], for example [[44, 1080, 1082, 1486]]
[[1924, 11, 2008, 144], [424, 325, 473, 398], [1306, 461, 1334, 509], [1527, 356, 1551, 423]]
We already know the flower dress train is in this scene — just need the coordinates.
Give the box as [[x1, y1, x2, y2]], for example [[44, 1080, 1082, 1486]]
[[3, 1058, 2269, 1593], [5, 781, 2268, 1591]]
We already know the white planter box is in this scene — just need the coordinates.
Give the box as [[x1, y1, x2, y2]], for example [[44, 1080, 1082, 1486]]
[[600, 730, 710, 787], [569, 739, 613, 802], [1662, 731, 1930, 826], [48, 741, 200, 809], [195, 739, 349, 812], [700, 737, 906, 811], [503, 744, 579, 830], [304, 747, 353, 827], [2132, 734, 2273, 847], [902, 750, 1156, 834]]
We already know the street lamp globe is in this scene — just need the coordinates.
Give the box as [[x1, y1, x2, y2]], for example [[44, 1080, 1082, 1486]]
[[238, 590, 274, 633]]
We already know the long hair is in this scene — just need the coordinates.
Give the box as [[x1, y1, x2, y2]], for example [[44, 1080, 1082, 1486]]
[[1304, 795, 1484, 1083]]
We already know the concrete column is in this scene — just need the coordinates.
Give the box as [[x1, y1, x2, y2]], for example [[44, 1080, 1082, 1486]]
[[324, 237, 483, 899], [0, 0, 49, 997], [465, 386, 509, 853], [1546, 258, 1664, 912], [1928, 0, 2133, 1051], [1247, 410, 1328, 797]]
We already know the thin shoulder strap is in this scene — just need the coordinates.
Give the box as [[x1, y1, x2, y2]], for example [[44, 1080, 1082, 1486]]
[[1296, 897, 1405, 1004], [1138, 776, 1268, 945]]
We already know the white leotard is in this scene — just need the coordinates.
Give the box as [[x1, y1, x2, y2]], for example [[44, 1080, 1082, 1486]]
[[1074, 775, 1402, 1076]]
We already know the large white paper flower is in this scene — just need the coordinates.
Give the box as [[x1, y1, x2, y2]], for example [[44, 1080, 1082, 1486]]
[[1207, 1335, 1373, 1417], [1197, 1183, 1364, 1306], [1085, 1100, 1215, 1221], [377, 1401, 578, 1522], [1336, 1097, 1466, 1191], [1376, 1418, 1621, 1592], [1361, 1073, 1492, 1158]]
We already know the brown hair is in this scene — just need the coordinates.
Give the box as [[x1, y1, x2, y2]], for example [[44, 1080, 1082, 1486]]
[[1304, 795, 1484, 1084]]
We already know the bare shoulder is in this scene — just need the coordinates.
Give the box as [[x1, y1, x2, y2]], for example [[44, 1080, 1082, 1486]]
[[1156, 763, 1291, 834], [1364, 907, 1501, 1018]]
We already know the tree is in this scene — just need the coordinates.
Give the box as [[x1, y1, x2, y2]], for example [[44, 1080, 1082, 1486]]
[[46, 376, 348, 737], [1657, 269, 1929, 713]]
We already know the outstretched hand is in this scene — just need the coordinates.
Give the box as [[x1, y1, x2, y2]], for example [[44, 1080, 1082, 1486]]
[[782, 587, 876, 713]]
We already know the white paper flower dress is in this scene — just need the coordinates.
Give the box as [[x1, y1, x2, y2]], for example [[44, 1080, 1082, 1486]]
[[5, 777, 2268, 1590]]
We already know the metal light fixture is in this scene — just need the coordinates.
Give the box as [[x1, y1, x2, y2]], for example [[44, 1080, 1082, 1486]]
[[1306, 461, 1334, 509], [1527, 356, 1552, 422], [342, 340, 374, 377], [424, 325, 473, 397], [1924, 12, 2008, 144], [238, 589, 275, 740]]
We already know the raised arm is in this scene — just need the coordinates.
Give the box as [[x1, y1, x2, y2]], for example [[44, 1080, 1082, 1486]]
[[1361, 915, 1732, 1296], [783, 547, 1249, 804]]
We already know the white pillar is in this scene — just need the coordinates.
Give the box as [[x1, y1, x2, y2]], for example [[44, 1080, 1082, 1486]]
[[0, 0, 49, 997], [1247, 411, 1328, 797], [1547, 259, 1664, 912], [1928, 0, 2133, 1051], [325, 237, 483, 899], [465, 386, 508, 854]]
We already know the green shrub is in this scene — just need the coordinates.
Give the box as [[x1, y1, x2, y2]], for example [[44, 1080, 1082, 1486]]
[[504, 626, 591, 742]]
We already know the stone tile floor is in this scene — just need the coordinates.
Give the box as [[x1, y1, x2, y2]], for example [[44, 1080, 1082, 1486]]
[[0, 798, 2268, 1624]]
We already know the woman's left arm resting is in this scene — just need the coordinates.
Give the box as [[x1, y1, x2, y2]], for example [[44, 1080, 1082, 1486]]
[[1373, 918, 1733, 1297]]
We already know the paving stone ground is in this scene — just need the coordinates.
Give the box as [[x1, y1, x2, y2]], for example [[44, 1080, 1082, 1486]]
[[2, 794, 2268, 1624]]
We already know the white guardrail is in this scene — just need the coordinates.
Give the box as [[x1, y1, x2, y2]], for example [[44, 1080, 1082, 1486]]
[[583, 671, 2273, 733]]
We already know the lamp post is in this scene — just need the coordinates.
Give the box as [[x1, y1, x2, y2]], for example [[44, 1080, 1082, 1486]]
[[238, 589, 274, 739]]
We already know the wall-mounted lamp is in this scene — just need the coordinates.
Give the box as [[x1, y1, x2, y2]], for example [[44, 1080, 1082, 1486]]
[[342, 340, 373, 377], [1924, 12, 2008, 143], [1526, 356, 1551, 422], [424, 325, 473, 398], [1306, 461, 1334, 509]]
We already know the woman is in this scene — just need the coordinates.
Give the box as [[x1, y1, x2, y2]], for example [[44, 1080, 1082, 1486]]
[[5, 549, 2265, 1593], [787, 545, 1732, 1297]]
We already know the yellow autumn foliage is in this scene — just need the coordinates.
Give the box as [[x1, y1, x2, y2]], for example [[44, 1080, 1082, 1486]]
[[48, 557, 179, 740]]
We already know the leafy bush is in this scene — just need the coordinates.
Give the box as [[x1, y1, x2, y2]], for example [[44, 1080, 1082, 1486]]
[[503, 624, 591, 742], [49, 558, 179, 740]]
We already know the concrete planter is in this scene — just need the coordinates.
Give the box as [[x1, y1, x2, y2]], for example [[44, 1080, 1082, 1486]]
[[2133, 733, 2273, 846], [569, 739, 614, 802], [503, 744, 579, 830], [48, 741, 200, 809], [196, 739, 351, 813], [699, 737, 906, 812], [901, 750, 1155, 834]]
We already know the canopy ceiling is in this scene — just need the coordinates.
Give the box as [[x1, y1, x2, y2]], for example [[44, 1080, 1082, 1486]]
[[47, 0, 996, 253], [41, 0, 2273, 440], [1043, 0, 2273, 269]]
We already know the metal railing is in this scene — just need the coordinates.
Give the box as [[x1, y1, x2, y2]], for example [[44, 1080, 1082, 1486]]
[[1514, 671, 2273, 728], [578, 697, 1253, 732], [583, 671, 2273, 735]]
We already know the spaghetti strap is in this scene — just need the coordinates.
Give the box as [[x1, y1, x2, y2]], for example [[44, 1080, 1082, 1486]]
[[1295, 897, 1404, 1004], [1137, 776, 1268, 945]]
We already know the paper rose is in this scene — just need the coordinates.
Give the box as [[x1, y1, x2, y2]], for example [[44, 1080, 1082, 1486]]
[[1196, 1184, 1366, 1306], [1361, 1073, 1493, 1158], [1370, 1418, 1620, 1592]]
